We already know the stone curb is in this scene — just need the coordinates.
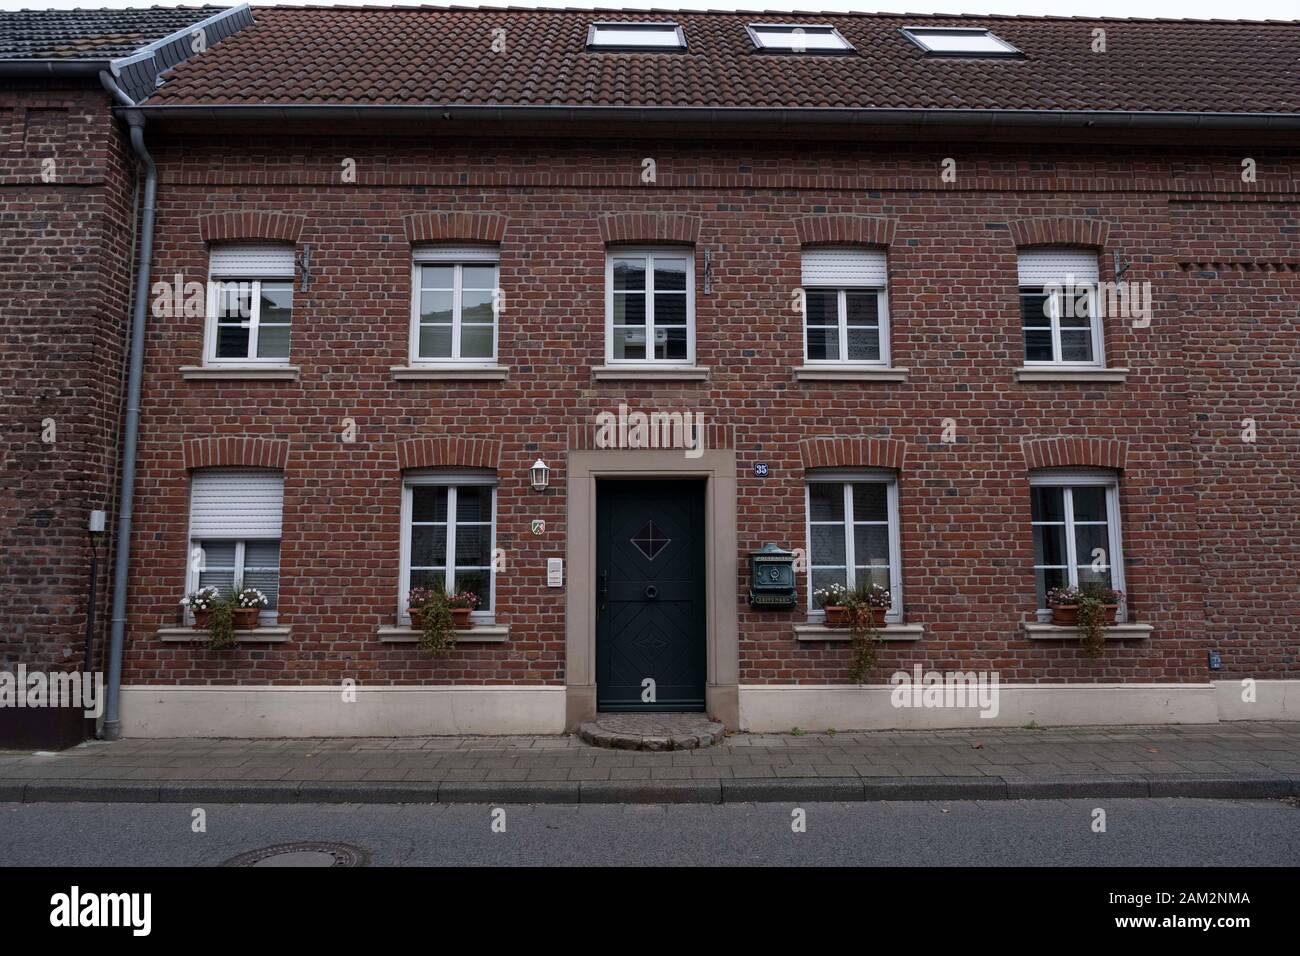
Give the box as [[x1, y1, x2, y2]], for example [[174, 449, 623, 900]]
[[5, 774, 1298, 805]]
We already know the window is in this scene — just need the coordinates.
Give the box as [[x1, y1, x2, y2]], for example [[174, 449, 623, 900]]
[[806, 472, 902, 622], [1018, 248, 1103, 366], [587, 22, 686, 50], [900, 27, 1021, 57], [802, 248, 890, 365], [187, 469, 284, 623], [400, 472, 496, 621], [747, 24, 853, 53], [411, 247, 499, 363], [606, 248, 694, 364], [205, 246, 294, 364], [1030, 470, 1126, 616]]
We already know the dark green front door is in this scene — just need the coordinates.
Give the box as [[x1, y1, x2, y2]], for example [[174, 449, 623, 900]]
[[596, 479, 706, 712]]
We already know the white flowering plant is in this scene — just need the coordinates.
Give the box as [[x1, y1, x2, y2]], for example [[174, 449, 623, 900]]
[[181, 586, 221, 612], [233, 586, 269, 609], [812, 582, 851, 608]]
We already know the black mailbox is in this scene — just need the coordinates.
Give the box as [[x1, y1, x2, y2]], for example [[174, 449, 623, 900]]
[[749, 542, 797, 610]]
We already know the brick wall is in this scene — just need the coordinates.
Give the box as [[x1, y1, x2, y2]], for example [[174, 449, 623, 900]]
[[47, 130, 1297, 687], [0, 82, 133, 670]]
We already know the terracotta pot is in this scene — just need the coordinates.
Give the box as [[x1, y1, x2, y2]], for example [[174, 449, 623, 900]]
[[823, 605, 847, 627], [452, 607, 473, 628], [847, 606, 888, 628], [192, 609, 211, 629], [232, 606, 261, 630], [409, 607, 425, 629], [1050, 604, 1118, 627]]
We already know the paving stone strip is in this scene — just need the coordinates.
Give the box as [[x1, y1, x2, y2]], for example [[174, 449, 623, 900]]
[[2, 722, 1299, 804]]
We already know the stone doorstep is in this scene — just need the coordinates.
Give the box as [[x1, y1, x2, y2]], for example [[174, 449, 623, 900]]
[[578, 714, 727, 751]]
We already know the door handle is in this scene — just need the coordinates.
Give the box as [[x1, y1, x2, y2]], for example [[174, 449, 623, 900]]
[[644, 585, 659, 601], [598, 571, 608, 612]]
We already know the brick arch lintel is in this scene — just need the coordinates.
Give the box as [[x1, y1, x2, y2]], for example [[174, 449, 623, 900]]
[[795, 215, 897, 248], [182, 436, 290, 471], [1007, 217, 1110, 249], [397, 437, 502, 471], [1021, 436, 1128, 471], [404, 212, 508, 245], [800, 436, 906, 471], [597, 212, 700, 246], [199, 212, 305, 245]]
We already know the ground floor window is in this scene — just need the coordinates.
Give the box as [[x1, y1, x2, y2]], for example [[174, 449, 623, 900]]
[[805, 470, 902, 622], [187, 468, 284, 623], [1030, 469, 1126, 615], [401, 472, 496, 621]]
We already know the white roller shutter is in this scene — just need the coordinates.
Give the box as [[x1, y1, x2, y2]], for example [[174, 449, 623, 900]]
[[1017, 248, 1099, 285], [412, 245, 500, 261], [802, 248, 888, 286], [190, 469, 284, 539], [209, 245, 295, 278]]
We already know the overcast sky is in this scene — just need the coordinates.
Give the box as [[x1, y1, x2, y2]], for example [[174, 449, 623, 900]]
[[1, 0, 1296, 21]]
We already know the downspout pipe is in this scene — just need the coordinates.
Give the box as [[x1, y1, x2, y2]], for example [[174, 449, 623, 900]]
[[99, 71, 156, 740]]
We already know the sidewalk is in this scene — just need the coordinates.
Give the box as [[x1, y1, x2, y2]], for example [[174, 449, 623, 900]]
[[3, 722, 1299, 805]]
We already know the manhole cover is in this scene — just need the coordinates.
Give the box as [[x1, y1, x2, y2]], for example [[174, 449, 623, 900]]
[[222, 841, 369, 867]]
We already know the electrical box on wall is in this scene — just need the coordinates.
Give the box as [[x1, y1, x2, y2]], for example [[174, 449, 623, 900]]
[[748, 543, 796, 610]]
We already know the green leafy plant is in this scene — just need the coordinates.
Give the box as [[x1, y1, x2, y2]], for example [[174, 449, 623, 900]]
[[410, 583, 457, 657], [205, 592, 237, 650], [845, 581, 890, 683], [1048, 583, 1123, 658]]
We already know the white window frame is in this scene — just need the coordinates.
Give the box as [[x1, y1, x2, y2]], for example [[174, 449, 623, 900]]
[[410, 247, 500, 365], [1029, 468, 1127, 621], [204, 251, 294, 366], [587, 22, 687, 51], [605, 247, 696, 366], [899, 26, 1022, 57], [746, 23, 854, 53], [399, 471, 498, 625], [802, 285, 891, 367], [1019, 278, 1104, 369], [804, 469, 903, 624]]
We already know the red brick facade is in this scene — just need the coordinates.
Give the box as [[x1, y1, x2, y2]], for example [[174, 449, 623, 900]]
[[86, 131, 1295, 691]]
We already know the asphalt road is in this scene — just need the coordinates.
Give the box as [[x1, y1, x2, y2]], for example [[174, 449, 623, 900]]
[[1, 797, 1297, 866]]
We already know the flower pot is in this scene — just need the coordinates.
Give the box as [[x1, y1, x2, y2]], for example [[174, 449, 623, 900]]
[[452, 607, 473, 628], [1050, 604, 1118, 627], [232, 607, 261, 630], [192, 609, 211, 629], [409, 607, 425, 629], [847, 606, 888, 629], [823, 605, 847, 627]]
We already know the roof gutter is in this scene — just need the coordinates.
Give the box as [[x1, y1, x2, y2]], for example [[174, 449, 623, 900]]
[[98, 70, 156, 741], [0, 58, 108, 77], [128, 103, 1300, 131]]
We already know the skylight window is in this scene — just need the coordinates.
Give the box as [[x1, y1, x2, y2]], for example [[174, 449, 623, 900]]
[[587, 22, 687, 51], [900, 27, 1021, 57], [747, 24, 853, 53]]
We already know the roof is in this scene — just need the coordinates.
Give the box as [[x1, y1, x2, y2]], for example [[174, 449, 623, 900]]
[[0, 5, 227, 61], [141, 6, 1300, 116]]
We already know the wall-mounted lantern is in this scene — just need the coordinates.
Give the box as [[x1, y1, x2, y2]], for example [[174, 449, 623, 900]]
[[530, 459, 550, 491]]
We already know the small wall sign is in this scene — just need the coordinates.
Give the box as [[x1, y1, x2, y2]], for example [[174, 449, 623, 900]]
[[1207, 650, 1222, 670], [547, 558, 564, 587], [531, 519, 546, 535], [753, 462, 769, 478]]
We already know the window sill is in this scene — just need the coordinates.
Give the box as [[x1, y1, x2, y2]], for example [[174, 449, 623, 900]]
[[377, 624, 509, 643], [794, 622, 924, 642], [1021, 622, 1153, 640], [794, 365, 909, 382], [180, 365, 301, 381], [391, 365, 510, 381], [1013, 367, 1129, 384], [592, 365, 710, 382], [157, 625, 292, 643]]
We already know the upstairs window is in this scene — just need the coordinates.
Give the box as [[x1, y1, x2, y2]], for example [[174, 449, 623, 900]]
[[206, 245, 294, 365], [900, 27, 1021, 57], [411, 246, 499, 363], [747, 24, 853, 53], [587, 22, 686, 51], [188, 468, 284, 624], [801, 248, 890, 366], [606, 248, 694, 365], [1018, 248, 1103, 367]]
